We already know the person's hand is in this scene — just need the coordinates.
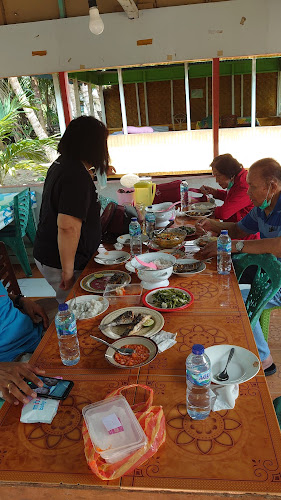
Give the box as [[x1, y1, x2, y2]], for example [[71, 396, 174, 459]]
[[200, 185, 217, 197], [59, 270, 76, 291], [0, 362, 45, 405], [20, 298, 49, 329], [195, 218, 220, 235], [108, 165, 116, 175], [194, 240, 218, 260]]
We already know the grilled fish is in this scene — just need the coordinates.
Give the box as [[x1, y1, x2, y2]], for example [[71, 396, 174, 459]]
[[121, 314, 152, 337], [100, 310, 134, 331]]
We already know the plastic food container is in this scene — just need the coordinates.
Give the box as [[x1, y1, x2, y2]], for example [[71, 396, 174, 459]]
[[103, 283, 143, 305], [82, 395, 147, 464]]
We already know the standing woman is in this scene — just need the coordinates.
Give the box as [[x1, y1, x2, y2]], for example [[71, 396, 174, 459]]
[[200, 154, 254, 222], [33, 116, 109, 303]]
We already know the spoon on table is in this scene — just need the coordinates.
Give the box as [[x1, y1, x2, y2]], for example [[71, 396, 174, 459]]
[[153, 219, 174, 235], [134, 255, 157, 270], [216, 347, 235, 382], [90, 335, 134, 356]]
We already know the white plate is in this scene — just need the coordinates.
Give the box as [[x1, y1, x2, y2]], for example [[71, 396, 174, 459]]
[[66, 295, 109, 320], [99, 306, 164, 340], [80, 271, 131, 293], [173, 259, 206, 276], [117, 234, 149, 246], [205, 345, 260, 385], [94, 250, 130, 265]]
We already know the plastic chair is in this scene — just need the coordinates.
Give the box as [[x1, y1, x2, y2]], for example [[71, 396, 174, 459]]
[[273, 396, 281, 429], [232, 253, 281, 329], [260, 306, 281, 342], [0, 189, 34, 277], [0, 241, 21, 295]]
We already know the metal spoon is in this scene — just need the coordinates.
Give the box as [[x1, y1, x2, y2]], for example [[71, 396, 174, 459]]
[[153, 219, 174, 235], [90, 335, 134, 356], [216, 347, 235, 382]]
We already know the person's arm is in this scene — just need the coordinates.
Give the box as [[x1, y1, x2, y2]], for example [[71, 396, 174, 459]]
[[0, 362, 45, 405], [196, 219, 245, 239], [231, 236, 281, 257], [214, 189, 227, 202], [8, 294, 49, 329], [57, 213, 82, 291]]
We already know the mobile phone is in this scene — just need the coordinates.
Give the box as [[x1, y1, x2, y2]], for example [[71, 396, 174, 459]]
[[25, 376, 74, 400]]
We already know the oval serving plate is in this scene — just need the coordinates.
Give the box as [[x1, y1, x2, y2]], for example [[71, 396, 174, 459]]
[[143, 286, 194, 312], [80, 270, 131, 294], [99, 306, 164, 340], [173, 259, 206, 277], [66, 295, 109, 320]]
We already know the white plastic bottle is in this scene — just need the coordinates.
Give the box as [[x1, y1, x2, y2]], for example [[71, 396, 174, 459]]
[[55, 303, 80, 366], [186, 344, 211, 420], [217, 229, 232, 275], [145, 207, 156, 239], [129, 217, 142, 256]]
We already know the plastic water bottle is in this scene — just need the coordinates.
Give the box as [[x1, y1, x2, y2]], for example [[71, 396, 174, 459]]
[[129, 217, 142, 256], [186, 344, 211, 420], [55, 303, 80, 366], [180, 181, 189, 212], [217, 229, 232, 275], [145, 207, 156, 239]]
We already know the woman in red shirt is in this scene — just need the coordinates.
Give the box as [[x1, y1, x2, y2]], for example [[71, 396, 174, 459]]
[[200, 154, 254, 222]]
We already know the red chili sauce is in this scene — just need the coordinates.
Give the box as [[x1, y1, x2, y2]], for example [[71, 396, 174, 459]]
[[114, 344, 150, 366]]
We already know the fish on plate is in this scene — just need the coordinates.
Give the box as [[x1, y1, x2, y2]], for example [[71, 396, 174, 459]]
[[99, 310, 152, 337]]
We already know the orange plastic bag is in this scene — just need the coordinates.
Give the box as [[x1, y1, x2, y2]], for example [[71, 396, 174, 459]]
[[82, 384, 166, 480]]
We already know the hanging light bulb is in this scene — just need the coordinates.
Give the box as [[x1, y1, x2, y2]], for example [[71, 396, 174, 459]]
[[88, 0, 104, 35]]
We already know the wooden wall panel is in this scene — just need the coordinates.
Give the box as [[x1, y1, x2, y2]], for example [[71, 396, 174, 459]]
[[257, 72, 277, 117], [3, 0, 59, 24], [189, 78, 206, 122], [104, 86, 122, 128], [124, 83, 139, 126], [146, 81, 171, 125]]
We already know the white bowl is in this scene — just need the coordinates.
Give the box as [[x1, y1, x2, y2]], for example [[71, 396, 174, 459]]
[[205, 344, 260, 385], [146, 202, 175, 228], [131, 252, 176, 289]]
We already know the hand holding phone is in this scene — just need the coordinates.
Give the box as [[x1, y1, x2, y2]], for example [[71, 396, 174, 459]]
[[25, 376, 74, 400]]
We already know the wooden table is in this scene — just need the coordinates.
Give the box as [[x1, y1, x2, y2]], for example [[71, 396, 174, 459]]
[[0, 250, 281, 500]]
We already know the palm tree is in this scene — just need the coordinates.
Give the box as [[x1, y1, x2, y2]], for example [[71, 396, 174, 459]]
[[0, 83, 57, 185]]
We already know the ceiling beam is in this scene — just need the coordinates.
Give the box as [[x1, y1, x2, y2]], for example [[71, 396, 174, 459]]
[[116, 0, 139, 19]]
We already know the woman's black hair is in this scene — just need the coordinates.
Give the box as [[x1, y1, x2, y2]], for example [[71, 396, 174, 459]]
[[210, 154, 242, 178], [58, 116, 109, 174]]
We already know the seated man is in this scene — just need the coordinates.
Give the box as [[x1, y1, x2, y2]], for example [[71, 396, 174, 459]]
[[0, 280, 49, 362], [195, 157, 281, 376]]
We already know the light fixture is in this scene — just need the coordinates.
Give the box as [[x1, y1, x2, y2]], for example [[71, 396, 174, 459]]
[[88, 0, 104, 35]]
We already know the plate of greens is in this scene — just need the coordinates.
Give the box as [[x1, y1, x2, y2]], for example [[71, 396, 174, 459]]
[[142, 287, 194, 312]]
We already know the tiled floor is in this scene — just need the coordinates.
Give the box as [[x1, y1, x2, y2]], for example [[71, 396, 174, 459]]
[[12, 264, 281, 403]]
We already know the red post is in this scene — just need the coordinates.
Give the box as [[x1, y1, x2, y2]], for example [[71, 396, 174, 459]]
[[212, 58, 220, 158], [58, 72, 72, 127]]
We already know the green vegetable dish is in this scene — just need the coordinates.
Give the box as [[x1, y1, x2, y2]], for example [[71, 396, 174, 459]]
[[152, 289, 190, 309]]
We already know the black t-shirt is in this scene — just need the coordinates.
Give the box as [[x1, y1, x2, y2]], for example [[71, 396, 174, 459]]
[[33, 156, 101, 270]]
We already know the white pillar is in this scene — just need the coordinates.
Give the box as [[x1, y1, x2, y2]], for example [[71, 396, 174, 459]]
[[73, 78, 81, 117], [143, 81, 149, 126], [251, 58, 256, 128], [52, 73, 66, 135], [88, 83, 94, 116], [184, 62, 191, 131], [117, 68, 128, 135], [277, 71, 281, 116], [240, 74, 244, 118], [206, 77, 209, 117], [99, 85, 107, 125], [135, 82, 141, 126], [171, 80, 174, 130]]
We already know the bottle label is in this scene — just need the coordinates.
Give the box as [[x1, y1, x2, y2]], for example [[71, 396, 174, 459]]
[[129, 225, 141, 237], [187, 369, 210, 386], [217, 241, 231, 253], [57, 319, 77, 336]]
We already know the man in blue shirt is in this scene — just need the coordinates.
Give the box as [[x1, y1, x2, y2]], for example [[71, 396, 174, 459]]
[[195, 157, 281, 376], [0, 281, 48, 362]]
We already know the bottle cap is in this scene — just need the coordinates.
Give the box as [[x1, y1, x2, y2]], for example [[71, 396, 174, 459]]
[[131, 217, 137, 221], [192, 344, 204, 355], [221, 230, 228, 235], [147, 206, 152, 209], [59, 303, 68, 312]]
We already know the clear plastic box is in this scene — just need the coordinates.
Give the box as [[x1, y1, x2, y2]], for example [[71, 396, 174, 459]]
[[103, 283, 143, 306], [82, 395, 147, 464]]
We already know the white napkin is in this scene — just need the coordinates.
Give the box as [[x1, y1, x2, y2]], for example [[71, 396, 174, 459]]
[[150, 330, 177, 352], [210, 383, 239, 411]]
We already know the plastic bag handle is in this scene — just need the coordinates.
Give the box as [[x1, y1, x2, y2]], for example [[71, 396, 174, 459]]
[[105, 384, 153, 413]]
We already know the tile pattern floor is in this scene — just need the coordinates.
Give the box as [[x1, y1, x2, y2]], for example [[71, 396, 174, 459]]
[[12, 264, 281, 403]]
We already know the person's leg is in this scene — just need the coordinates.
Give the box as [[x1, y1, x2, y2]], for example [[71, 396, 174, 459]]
[[241, 288, 281, 373], [34, 259, 81, 303]]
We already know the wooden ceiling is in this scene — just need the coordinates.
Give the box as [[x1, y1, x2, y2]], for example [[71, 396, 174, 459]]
[[0, 0, 231, 25]]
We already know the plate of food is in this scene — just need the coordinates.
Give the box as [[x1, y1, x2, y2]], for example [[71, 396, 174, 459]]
[[204, 345, 260, 385], [117, 234, 149, 246], [66, 295, 109, 320], [99, 306, 164, 339], [143, 287, 194, 312], [194, 236, 217, 247], [105, 336, 158, 368], [94, 250, 130, 265], [80, 270, 131, 294], [185, 210, 214, 219], [173, 258, 206, 276], [177, 225, 196, 237]]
